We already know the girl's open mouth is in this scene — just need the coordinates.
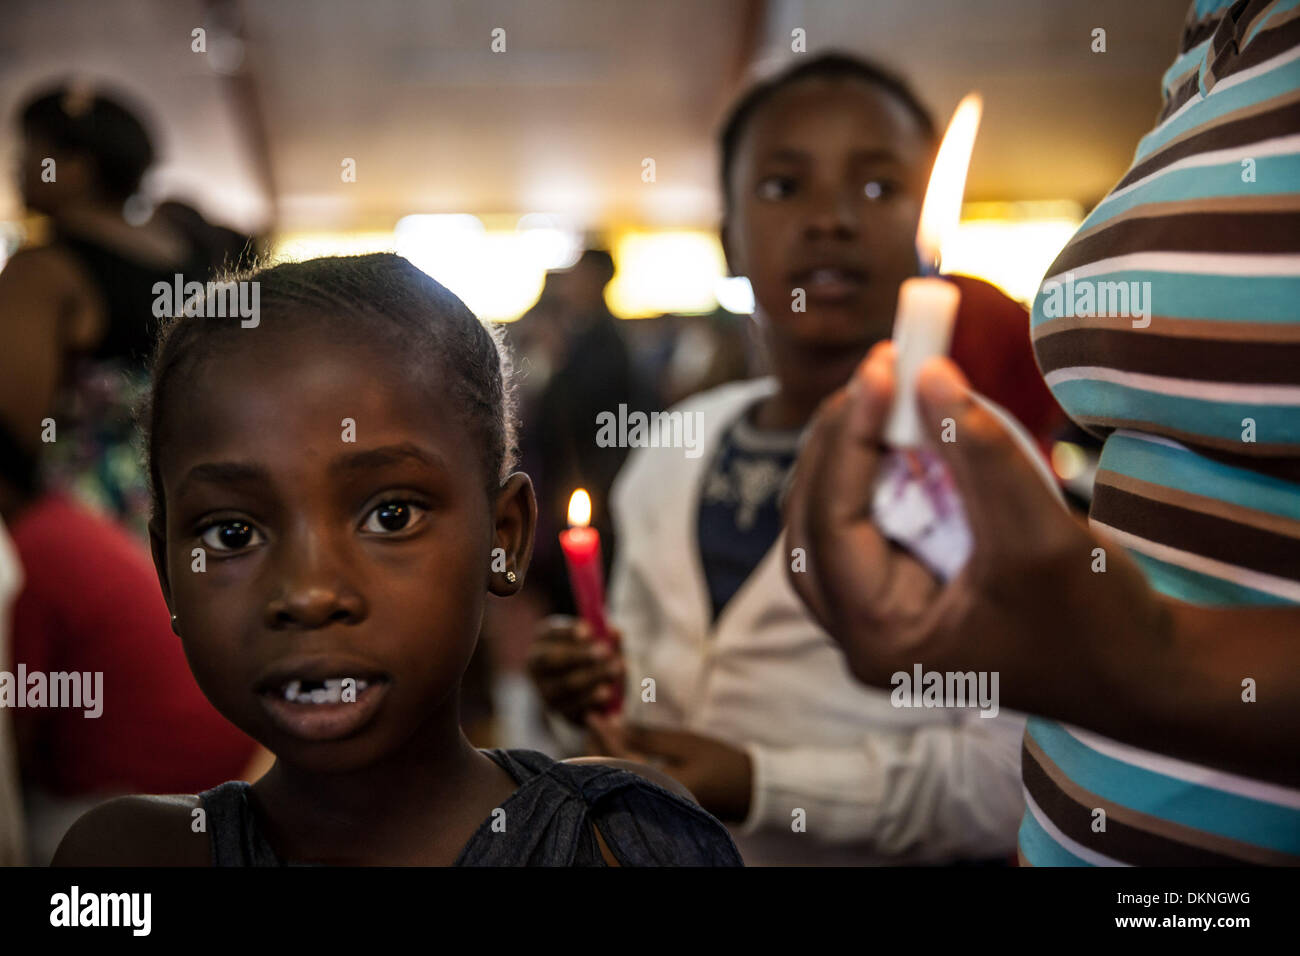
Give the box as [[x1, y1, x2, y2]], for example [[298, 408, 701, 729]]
[[792, 266, 868, 303], [257, 674, 391, 742]]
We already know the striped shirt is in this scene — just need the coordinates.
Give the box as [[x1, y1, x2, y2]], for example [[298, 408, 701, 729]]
[[1024, 0, 1300, 866]]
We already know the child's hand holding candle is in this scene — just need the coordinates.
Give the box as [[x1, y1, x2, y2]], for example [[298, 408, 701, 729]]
[[558, 489, 623, 715]]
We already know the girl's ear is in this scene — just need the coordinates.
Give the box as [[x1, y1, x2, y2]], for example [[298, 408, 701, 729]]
[[488, 472, 537, 597], [148, 519, 178, 632]]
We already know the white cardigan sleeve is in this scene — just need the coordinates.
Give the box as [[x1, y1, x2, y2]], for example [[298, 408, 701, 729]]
[[739, 709, 1027, 860]]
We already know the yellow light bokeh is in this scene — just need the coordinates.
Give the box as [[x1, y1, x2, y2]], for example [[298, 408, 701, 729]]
[[943, 202, 1084, 303], [605, 230, 727, 319], [271, 231, 397, 262], [265, 201, 1083, 323]]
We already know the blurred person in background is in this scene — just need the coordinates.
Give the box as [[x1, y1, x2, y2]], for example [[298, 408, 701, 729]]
[[532, 249, 654, 595], [483, 254, 657, 750], [493, 274, 751, 752], [0, 509, 25, 865], [530, 53, 1063, 864], [0, 80, 262, 863], [5, 81, 257, 533]]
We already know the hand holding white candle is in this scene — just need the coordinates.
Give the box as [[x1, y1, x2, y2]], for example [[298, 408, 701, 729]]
[[874, 93, 983, 579]]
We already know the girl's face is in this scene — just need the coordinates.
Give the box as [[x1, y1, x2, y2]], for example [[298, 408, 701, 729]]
[[149, 324, 534, 774], [723, 79, 933, 348]]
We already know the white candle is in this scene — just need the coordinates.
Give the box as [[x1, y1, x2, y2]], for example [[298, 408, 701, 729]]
[[881, 92, 982, 449], [883, 278, 961, 447]]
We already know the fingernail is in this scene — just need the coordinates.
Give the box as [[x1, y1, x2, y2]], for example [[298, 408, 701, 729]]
[[591, 642, 610, 658]]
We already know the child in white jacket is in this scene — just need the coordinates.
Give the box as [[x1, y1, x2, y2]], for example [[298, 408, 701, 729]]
[[529, 54, 1060, 864]]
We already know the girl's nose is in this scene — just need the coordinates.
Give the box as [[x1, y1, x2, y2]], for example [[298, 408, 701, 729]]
[[263, 532, 366, 629], [265, 585, 365, 630], [805, 184, 860, 240]]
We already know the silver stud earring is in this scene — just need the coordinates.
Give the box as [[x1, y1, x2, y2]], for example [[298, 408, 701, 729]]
[[505, 570, 518, 584]]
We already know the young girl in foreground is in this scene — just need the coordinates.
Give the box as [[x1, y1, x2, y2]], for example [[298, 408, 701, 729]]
[[53, 253, 742, 866]]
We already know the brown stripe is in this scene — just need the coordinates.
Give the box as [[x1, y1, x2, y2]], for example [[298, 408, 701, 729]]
[[1097, 468, 1300, 539], [1241, 0, 1284, 40], [1121, 94, 1300, 191], [1183, 3, 1230, 51], [1032, 313, 1300, 343], [1070, 193, 1300, 246], [1195, 438, 1300, 482], [1208, 7, 1300, 92], [1069, 419, 1300, 462], [1261, 1, 1300, 37], [1163, 71, 1206, 120], [1022, 736, 1283, 865], [1034, 327, 1300, 384], [1025, 733, 1300, 865], [1165, 58, 1201, 99], [1052, 211, 1300, 274], [1091, 484, 1300, 579]]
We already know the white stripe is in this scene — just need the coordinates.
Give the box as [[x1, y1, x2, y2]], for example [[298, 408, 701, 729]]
[[1109, 428, 1191, 453], [1044, 249, 1300, 283], [1063, 725, 1300, 810], [1106, 132, 1300, 207], [1136, 41, 1300, 158], [1023, 788, 1127, 867], [1091, 521, 1300, 602], [1208, 36, 1300, 98], [1143, 89, 1202, 146], [1045, 366, 1300, 404]]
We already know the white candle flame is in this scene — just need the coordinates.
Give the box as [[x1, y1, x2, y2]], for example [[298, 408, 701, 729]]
[[916, 93, 983, 267]]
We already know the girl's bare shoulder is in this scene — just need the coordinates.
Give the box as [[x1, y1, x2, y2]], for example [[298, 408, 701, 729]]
[[51, 794, 210, 867]]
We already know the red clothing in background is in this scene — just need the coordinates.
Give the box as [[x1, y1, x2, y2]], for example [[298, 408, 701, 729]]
[[7, 493, 256, 796], [947, 273, 1064, 450]]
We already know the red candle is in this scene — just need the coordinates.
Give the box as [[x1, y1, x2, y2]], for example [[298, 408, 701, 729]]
[[558, 489, 622, 714]]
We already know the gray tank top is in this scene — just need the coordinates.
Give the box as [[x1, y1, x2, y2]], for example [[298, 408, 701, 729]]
[[198, 748, 742, 866]]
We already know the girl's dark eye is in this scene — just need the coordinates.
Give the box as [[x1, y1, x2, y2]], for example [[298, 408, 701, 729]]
[[362, 501, 426, 534], [756, 175, 796, 201], [199, 520, 263, 552]]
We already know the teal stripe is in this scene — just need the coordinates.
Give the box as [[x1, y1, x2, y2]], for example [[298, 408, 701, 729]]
[[1049, 380, 1300, 445], [1099, 432, 1300, 521], [1080, 156, 1300, 233], [1018, 806, 1096, 867], [1247, 0, 1300, 46], [1195, 0, 1235, 17], [1033, 271, 1300, 325], [1130, 551, 1296, 605], [1027, 718, 1300, 852], [1162, 39, 1210, 93], [1136, 58, 1300, 162]]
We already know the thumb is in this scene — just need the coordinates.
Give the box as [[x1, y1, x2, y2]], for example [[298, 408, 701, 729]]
[[915, 358, 1066, 556], [623, 724, 689, 761], [585, 711, 629, 756]]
